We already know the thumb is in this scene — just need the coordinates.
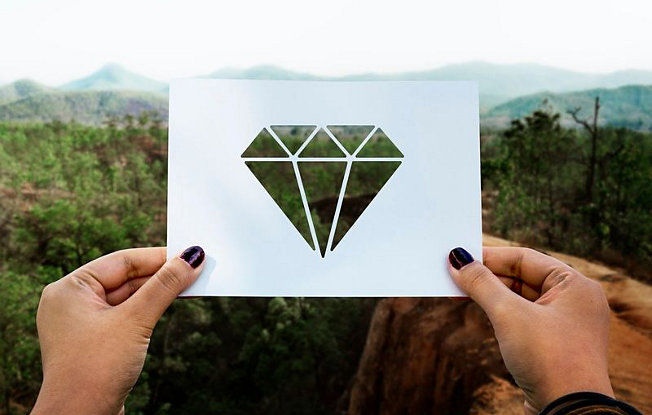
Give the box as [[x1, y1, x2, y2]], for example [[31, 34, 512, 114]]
[[126, 246, 205, 328], [448, 247, 517, 321]]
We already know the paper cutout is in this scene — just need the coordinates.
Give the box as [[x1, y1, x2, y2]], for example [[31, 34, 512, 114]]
[[168, 79, 481, 297], [241, 125, 403, 257]]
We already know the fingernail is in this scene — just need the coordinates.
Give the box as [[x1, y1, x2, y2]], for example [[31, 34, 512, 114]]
[[449, 247, 474, 270], [180, 246, 205, 269]]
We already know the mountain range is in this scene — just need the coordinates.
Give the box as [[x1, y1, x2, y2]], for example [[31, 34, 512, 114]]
[[485, 85, 652, 129], [0, 62, 650, 128]]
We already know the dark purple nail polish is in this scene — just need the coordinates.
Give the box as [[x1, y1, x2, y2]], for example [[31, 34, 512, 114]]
[[180, 246, 205, 269], [449, 247, 474, 270]]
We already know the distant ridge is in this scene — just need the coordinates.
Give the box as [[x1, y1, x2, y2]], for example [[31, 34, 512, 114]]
[[0, 90, 168, 125], [483, 85, 652, 130], [61, 63, 167, 94], [0, 79, 55, 105], [206, 62, 652, 107], [1, 62, 651, 126]]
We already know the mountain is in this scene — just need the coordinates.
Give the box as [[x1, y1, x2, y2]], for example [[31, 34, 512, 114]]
[[483, 85, 652, 130], [0, 79, 55, 105], [207, 62, 652, 107], [61, 63, 167, 94], [1, 62, 651, 126], [0, 90, 168, 125]]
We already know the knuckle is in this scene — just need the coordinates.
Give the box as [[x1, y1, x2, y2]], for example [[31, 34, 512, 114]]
[[548, 267, 575, 288], [127, 279, 139, 295], [512, 248, 535, 275], [521, 248, 539, 259], [464, 263, 491, 292], [122, 253, 137, 278], [40, 282, 57, 301], [155, 263, 187, 294]]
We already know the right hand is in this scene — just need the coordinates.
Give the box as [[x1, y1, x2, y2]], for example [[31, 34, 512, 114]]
[[447, 247, 614, 415]]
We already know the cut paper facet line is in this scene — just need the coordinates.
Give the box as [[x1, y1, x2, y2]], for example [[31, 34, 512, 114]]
[[242, 158, 401, 162], [325, 160, 353, 253], [242, 125, 403, 257], [328, 125, 376, 155], [357, 128, 404, 158], [270, 125, 317, 155], [292, 158, 320, 252]]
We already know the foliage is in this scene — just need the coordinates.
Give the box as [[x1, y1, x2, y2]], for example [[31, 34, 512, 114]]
[[0, 102, 649, 413], [483, 107, 652, 280], [0, 91, 168, 125], [0, 118, 375, 414]]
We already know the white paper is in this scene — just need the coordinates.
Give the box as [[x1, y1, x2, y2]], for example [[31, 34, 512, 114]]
[[168, 80, 481, 297]]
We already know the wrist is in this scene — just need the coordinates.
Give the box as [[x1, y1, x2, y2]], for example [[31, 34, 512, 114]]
[[543, 379, 614, 405], [31, 377, 121, 415], [537, 361, 614, 409]]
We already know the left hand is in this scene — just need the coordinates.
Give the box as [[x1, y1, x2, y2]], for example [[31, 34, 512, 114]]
[[31, 246, 205, 415]]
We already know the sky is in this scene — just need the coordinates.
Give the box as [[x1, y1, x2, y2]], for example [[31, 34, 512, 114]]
[[1, 0, 651, 85]]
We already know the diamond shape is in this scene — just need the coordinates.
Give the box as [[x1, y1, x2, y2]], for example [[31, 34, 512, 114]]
[[242, 126, 402, 257]]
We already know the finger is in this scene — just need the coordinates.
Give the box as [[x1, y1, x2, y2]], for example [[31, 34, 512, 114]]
[[105, 276, 150, 306], [448, 247, 520, 321], [79, 247, 166, 291], [483, 247, 573, 291], [497, 275, 540, 301], [124, 246, 205, 328]]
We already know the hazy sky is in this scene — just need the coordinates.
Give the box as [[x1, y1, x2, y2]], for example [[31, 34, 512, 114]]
[[2, 0, 651, 85]]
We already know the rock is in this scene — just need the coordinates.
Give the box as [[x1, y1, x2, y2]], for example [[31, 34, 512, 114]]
[[468, 376, 523, 415]]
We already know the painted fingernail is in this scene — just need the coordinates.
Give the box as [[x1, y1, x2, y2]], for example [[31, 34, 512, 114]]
[[180, 246, 205, 269], [449, 247, 474, 270]]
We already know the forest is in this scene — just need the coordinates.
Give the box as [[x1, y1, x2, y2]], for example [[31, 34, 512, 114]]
[[0, 103, 650, 414]]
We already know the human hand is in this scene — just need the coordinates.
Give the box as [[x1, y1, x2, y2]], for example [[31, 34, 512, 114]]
[[31, 246, 205, 415], [448, 247, 613, 415]]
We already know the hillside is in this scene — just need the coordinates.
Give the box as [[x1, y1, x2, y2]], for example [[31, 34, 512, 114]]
[[0, 90, 168, 124], [61, 63, 167, 94], [0, 79, 55, 105], [0, 83, 649, 127], [483, 85, 652, 130], [1, 62, 651, 125]]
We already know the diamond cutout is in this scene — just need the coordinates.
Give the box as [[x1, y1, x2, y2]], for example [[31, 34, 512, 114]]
[[243, 125, 403, 257]]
